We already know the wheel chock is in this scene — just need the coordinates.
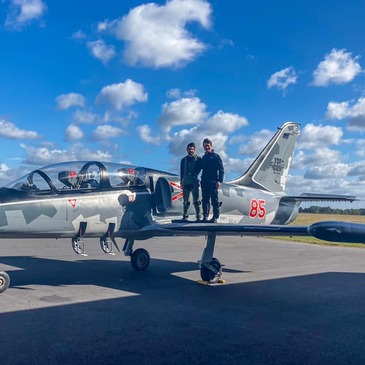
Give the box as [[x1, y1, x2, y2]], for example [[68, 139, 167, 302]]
[[196, 279, 225, 285]]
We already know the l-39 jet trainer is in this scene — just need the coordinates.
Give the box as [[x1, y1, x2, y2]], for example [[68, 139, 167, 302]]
[[0, 122, 361, 293]]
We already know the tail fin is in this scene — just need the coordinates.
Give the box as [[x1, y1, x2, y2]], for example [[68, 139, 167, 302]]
[[229, 122, 300, 192]]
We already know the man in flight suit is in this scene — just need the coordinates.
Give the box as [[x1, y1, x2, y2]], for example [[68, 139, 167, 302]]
[[201, 138, 224, 223], [180, 142, 202, 221]]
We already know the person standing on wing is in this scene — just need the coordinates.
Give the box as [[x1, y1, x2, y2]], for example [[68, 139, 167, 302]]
[[201, 138, 224, 223], [180, 142, 202, 221]]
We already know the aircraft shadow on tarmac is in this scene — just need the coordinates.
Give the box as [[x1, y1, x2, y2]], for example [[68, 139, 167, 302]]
[[0, 254, 249, 292], [2, 255, 365, 365]]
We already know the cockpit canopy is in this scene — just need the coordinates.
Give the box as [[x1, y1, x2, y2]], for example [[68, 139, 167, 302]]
[[5, 161, 147, 193]]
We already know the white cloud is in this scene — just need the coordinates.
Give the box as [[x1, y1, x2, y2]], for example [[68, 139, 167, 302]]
[[87, 39, 116, 64], [71, 30, 87, 40], [20, 144, 112, 165], [5, 0, 47, 30], [0, 120, 40, 140], [292, 148, 343, 170], [137, 125, 162, 145], [20, 145, 71, 165], [312, 48, 362, 86], [96, 79, 148, 111], [239, 129, 273, 157], [65, 124, 84, 142], [91, 125, 124, 140], [103, 0, 212, 68], [72, 109, 98, 124], [55, 93, 86, 110], [267, 67, 297, 92], [158, 97, 208, 134], [326, 97, 365, 131], [139, 97, 248, 167], [304, 163, 350, 180], [297, 123, 343, 149]]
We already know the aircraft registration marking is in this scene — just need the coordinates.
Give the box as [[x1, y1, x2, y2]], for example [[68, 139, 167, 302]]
[[249, 198, 266, 219], [169, 181, 184, 201]]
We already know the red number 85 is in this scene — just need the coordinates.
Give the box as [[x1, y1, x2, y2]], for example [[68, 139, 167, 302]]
[[249, 199, 266, 219]]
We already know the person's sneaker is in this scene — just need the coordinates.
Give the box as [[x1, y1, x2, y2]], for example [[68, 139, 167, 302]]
[[201, 217, 208, 223], [208, 218, 218, 223]]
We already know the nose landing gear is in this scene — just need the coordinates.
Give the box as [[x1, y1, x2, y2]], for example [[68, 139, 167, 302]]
[[0, 271, 10, 293]]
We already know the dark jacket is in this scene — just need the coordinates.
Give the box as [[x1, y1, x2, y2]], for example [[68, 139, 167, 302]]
[[201, 150, 224, 183], [180, 155, 202, 186]]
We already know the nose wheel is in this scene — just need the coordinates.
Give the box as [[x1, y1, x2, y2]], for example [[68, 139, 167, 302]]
[[0, 271, 10, 293]]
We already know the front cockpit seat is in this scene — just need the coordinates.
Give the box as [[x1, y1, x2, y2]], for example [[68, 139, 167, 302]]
[[58, 171, 79, 189]]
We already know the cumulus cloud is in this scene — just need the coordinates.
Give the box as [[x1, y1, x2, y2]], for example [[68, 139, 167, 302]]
[[55, 93, 86, 110], [158, 97, 208, 134], [326, 97, 365, 131], [304, 163, 350, 180], [0, 120, 40, 140], [101, 0, 212, 68], [267, 67, 297, 92], [91, 125, 124, 140], [297, 123, 343, 149], [5, 0, 47, 30], [138, 97, 248, 160], [239, 129, 273, 157], [65, 124, 84, 142], [72, 109, 98, 124], [20, 144, 112, 165], [137, 125, 162, 145], [312, 48, 362, 86], [96, 79, 148, 111], [87, 39, 116, 64]]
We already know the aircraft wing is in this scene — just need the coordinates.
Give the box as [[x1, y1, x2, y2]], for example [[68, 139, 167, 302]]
[[283, 193, 357, 202], [123, 221, 365, 244], [122, 222, 310, 240]]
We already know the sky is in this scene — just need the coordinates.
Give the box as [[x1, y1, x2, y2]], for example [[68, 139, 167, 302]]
[[1, 0, 365, 204]]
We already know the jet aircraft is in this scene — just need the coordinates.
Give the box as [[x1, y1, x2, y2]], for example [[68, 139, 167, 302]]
[[0, 122, 361, 293]]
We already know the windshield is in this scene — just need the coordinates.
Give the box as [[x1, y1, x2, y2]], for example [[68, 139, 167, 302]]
[[5, 161, 147, 192]]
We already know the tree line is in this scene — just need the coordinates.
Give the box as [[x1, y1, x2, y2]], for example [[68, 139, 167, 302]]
[[299, 206, 365, 215]]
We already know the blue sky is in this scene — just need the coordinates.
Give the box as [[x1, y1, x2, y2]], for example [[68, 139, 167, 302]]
[[1, 0, 365, 202]]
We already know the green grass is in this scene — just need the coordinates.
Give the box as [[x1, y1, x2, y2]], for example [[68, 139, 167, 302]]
[[274, 213, 365, 248]]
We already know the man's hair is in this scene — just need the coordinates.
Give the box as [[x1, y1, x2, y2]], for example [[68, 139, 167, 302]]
[[187, 142, 196, 149], [203, 138, 212, 146]]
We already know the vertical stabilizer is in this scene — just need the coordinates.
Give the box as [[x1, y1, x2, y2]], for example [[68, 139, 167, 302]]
[[229, 122, 300, 192]]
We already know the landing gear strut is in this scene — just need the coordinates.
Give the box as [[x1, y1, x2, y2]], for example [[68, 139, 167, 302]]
[[123, 238, 151, 271], [0, 271, 10, 293], [199, 232, 223, 283]]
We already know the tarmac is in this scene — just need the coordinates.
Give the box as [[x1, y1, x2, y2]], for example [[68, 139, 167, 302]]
[[1, 235, 365, 364]]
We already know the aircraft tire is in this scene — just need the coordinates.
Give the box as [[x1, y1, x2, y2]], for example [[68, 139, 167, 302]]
[[0, 271, 10, 293], [200, 258, 222, 283], [131, 248, 150, 271]]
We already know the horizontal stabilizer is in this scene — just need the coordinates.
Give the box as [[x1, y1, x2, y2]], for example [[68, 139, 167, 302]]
[[284, 193, 357, 202]]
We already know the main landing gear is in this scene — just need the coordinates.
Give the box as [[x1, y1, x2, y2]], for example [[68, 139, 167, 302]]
[[199, 232, 223, 283], [121, 233, 223, 283], [122, 238, 151, 271]]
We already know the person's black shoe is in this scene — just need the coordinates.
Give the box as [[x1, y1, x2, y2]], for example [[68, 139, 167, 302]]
[[208, 218, 218, 223], [201, 217, 208, 223]]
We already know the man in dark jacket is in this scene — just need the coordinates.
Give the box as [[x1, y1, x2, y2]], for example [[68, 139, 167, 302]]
[[201, 138, 224, 223], [180, 142, 202, 221]]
